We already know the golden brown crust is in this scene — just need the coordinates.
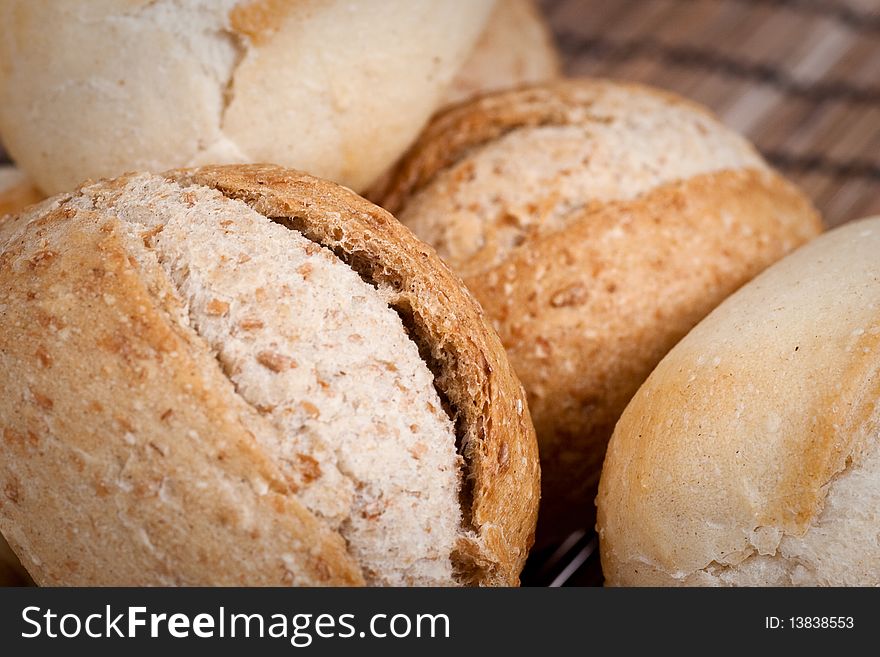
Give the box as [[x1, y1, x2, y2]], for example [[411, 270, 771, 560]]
[[0, 164, 539, 586], [372, 79, 719, 210], [168, 164, 540, 585]]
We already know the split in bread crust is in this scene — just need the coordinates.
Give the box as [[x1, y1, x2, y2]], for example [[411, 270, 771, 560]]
[[73, 174, 461, 586], [0, 164, 539, 586]]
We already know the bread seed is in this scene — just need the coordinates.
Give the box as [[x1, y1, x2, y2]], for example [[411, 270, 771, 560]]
[[296, 453, 321, 483], [549, 284, 588, 307], [31, 390, 53, 410], [239, 317, 264, 331], [300, 401, 320, 419], [35, 346, 52, 368], [257, 350, 297, 372], [206, 299, 230, 316]]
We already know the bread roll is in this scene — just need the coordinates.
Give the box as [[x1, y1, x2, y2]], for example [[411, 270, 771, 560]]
[[0, 0, 494, 195], [375, 80, 823, 544], [0, 164, 539, 586], [598, 217, 880, 586], [442, 0, 560, 107], [0, 166, 43, 217]]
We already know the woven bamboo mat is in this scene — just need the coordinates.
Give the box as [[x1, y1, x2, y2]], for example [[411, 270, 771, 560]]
[[541, 0, 880, 228]]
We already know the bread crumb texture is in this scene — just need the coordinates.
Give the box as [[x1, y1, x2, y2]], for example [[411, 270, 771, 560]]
[[598, 217, 880, 586]]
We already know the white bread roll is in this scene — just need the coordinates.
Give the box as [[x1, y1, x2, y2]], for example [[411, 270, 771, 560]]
[[376, 79, 823, 545], [0, 164, 539, 586], [442, 0, 561, 107], [0, 165, 43, 217], [598, 217, 880, 586], [0, 0, 495, 195]]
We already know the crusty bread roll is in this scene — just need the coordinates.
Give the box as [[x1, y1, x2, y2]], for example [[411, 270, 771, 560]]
[[598, 217, 880, 586], [0, 164, 539, 586], [0, 0, 495, 195], [442, 0, 561, 107], [0, 166, 43, 217], [375, 79, 823, 545]]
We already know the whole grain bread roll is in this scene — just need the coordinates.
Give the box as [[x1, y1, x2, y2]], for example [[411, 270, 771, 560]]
[[375, 79, 823, 545], [0, 164, 539, 586], [0, 0, 494, 196], [0, 166, 43, 217], [598, 217, 880, 586], [442, 0, 561, 107]]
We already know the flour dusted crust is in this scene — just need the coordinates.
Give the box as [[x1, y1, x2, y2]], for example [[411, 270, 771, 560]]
[[0, 0, 495, 195], [376, 79, 823, 543], [598, 218, 880, 586], [442, 0, 560, 107], [0, 164, 539, 586]]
